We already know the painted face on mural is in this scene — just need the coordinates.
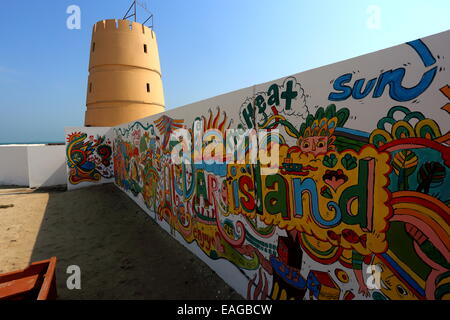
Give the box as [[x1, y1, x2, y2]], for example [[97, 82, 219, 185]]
[[298, 136, 329, 157], [372, 257, 419, 300]]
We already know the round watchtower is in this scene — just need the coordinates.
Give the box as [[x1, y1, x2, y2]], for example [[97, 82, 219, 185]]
[[85, 19, 165, 127]]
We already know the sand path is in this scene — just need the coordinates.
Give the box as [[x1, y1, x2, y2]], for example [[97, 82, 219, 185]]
[[0, 184, 242, 299]]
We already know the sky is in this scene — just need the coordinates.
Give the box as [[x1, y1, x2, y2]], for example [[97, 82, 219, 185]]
[[0, 0, 449, 143]]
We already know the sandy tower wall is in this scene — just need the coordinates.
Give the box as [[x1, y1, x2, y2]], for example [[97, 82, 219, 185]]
[[84, 19, 165, 127]]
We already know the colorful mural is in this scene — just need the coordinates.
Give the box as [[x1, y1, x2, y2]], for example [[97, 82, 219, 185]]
[[65, 128, 114, 189], [72, 30, 449, 300]]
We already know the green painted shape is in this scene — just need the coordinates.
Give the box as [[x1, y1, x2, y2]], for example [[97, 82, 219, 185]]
[[386, 222, 430, 281], [221, 241, 260, 270]]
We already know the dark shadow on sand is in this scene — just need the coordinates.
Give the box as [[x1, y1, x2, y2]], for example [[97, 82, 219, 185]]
[[29, 183, 242, 300]]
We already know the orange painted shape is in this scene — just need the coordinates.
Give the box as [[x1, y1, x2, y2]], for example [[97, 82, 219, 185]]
[[440, 85, 450, 113], [440, 85, 450, 98], [441, 103, 450, 113]]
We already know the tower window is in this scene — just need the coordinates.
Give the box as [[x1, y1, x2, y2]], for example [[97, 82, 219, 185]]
[[89, 83, 92, 93], [92, 42, 95, 52], [144, 44, 147, 53], [146, 83, 150, 92]]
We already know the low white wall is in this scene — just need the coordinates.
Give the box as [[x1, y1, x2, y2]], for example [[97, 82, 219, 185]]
[[0, 145, 30, 186], [0, 145, 66, 188], [28, 145, 67, 188]]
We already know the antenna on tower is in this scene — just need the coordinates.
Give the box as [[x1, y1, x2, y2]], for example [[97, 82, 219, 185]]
[[123, 0, 154, 29]]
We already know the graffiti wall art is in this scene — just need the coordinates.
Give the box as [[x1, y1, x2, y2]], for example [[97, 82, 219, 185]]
[[69, 30, 450, 300], [65, 127, 114, 190]]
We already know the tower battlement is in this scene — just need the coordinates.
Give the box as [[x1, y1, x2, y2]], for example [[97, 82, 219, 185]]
[[92, 19, 155, 39]]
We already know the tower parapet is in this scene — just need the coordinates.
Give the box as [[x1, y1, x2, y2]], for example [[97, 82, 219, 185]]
[[85, 19, 165, 127]]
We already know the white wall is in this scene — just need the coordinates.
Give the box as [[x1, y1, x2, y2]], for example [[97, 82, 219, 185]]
[[0, 145, 66, 188], [28, 145, 66, 188], [0, 145, 30, 186]]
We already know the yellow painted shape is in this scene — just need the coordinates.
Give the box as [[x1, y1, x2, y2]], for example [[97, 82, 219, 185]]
[[373, 254, 421, 300], [271, 282, 279, 299], [279, 289, 287, 300], [235, 145, 391, 256]]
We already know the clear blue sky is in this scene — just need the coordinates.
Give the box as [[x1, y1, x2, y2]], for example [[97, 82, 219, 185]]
[[0, 0, 449, 143]]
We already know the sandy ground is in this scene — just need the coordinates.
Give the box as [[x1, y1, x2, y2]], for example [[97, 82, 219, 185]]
[[0, 184, 242, 300]]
